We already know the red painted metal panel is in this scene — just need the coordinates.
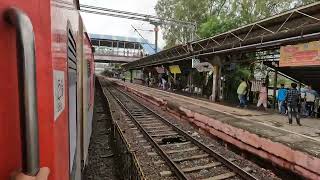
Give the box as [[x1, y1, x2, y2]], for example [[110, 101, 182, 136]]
[[51, 1, 80, 179], [0, 0, 91, 179], [0, 0, 55, 179]]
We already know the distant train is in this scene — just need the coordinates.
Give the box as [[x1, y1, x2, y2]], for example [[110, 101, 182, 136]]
[[0, 0, 94, 179]]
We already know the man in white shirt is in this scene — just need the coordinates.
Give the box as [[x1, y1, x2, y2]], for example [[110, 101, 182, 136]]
[[305, 86, 318, 117]]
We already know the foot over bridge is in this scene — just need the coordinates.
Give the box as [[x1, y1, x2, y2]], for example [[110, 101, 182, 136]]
[[89, 33, 158, 63]]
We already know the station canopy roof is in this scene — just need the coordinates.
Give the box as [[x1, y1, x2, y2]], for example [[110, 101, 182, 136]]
[[122, 2, 320, 90], [277, 66, 320, 90]]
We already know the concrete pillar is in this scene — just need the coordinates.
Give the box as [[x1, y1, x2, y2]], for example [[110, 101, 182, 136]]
[[210, 66, 221, 102], [208, 56, 223, 102]]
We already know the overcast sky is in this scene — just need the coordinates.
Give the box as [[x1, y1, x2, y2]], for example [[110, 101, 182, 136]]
[[80, 0, 165, 48]]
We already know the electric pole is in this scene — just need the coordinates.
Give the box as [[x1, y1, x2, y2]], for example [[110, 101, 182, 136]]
[[80, 4, 197, 54], [152, 22, 160, 53]]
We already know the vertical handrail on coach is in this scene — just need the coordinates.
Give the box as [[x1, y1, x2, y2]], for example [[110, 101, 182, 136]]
[[3, 7, 40, 176]]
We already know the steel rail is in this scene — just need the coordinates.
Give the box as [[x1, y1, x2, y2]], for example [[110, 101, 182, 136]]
[[113, 85, 258, 180], [106, 87, 189, 180]]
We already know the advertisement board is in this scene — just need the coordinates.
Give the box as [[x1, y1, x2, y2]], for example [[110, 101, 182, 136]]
[[169, 65, 181, 74], [280, 40, 320, 67], [195, 62, 213, 72]]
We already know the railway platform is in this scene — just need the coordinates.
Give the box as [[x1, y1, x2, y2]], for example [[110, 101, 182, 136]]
[[108, 77, 320, 179]]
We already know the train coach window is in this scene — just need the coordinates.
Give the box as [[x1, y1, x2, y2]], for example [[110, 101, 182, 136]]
[[87, 62, 91, 77], [67, 28, 78, 179]]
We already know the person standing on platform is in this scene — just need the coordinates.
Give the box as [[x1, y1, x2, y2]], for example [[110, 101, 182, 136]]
[[305, 86, 318, 117], [245, 80, 252, 104], [237, 78, 248, 108], [277, 84, 287, 114], [257, 83, 268, 111], [161, 74, 167, 90], [286, 83, 302, 126]]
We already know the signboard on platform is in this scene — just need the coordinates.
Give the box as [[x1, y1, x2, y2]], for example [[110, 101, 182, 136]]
[[280, 40, 320, 67], [155, 67, 165, 74], [194, 62, 213, 72], [169, 65, 181, 74], [192, 58, 200, 68]]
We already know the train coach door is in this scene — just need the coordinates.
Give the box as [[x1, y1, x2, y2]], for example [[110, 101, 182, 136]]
[[67, 28, 78, 179]]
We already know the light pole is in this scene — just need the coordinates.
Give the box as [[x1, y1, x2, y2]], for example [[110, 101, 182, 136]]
[[153, 23, 159, 53]]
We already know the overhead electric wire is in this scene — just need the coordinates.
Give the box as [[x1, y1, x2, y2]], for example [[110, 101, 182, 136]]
[[81, 4, 159, 20], [80, 9, 148, 22], [131, 25, 156, 51], [80, 4, 196, 27]]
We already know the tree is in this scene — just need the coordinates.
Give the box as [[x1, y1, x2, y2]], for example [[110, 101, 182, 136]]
[[156, 0, 319, 47], [155, 0, 212, 48]]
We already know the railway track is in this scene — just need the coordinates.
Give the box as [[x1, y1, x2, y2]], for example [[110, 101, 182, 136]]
[[105, 84, 258, 180]]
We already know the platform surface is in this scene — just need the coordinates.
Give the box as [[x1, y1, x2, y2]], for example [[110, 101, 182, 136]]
[[109, 78, 320, 179], [117, 80, 320, 138]]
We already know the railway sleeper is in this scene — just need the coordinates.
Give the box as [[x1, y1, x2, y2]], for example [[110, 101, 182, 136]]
[[132, 115, 154, 118], [160, 162, 222, 177], [140, 122, 164, 126], [147, 128, 174, 133], [160, 141, 191, 147], [147, 147, 199, 156], [201, 167, 252, 180], [138, 120, 159, 125], [144, 126, 167, 129], [136, 117, 156, 121], [160, 159, 239, 177], [172, 154, 209, 162], [150, 133, 179, 137]]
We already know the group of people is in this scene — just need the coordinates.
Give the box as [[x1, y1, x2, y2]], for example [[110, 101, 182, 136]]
[[157, 73, 176, 90], [278, 84, 318, 117], [237, 78, 318, 126]]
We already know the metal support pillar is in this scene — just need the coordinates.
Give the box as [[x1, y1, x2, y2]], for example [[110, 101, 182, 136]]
[[111, 41, 114, 55], [154, 24, 159, 53], [273, 69, 278, 109], [188, 70, 193, 93], [124, 42, 126, 56], [117, 41, 119, 56], [299, 82, 302, 91], [133, 43, 136, 56], [217, 66, 223, 101]]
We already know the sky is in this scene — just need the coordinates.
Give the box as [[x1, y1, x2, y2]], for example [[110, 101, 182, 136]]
[[80, 0, 165, 49]]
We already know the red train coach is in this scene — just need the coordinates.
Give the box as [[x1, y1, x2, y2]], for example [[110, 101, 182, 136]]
[[0, 0, 95, 179]]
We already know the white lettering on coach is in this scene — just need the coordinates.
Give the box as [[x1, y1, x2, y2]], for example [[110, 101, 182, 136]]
[[53, 70, 65, 121]]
